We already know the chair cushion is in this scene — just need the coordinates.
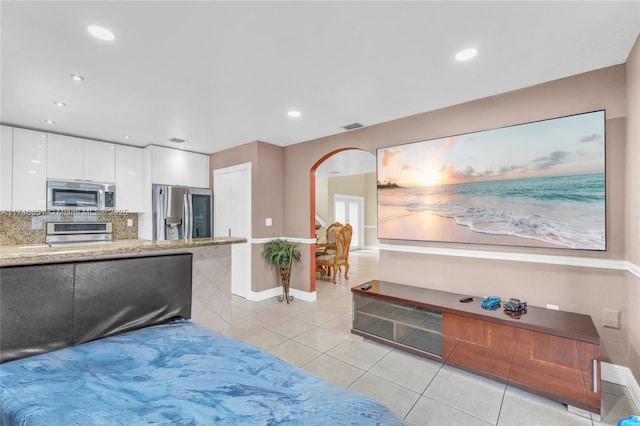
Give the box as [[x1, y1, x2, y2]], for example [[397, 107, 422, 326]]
[[316, 254, 335, 263]]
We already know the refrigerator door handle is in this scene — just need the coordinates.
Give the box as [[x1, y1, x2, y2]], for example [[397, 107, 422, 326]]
[[184, 192, 193, 239], [153, 185, 167, 241]]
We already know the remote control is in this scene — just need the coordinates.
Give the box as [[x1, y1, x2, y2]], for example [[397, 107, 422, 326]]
[[459, 296, 473, 303], [360, 283, 372, 290]]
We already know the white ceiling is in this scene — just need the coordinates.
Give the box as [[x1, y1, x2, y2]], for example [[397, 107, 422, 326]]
[[1, 1, 639, 155]]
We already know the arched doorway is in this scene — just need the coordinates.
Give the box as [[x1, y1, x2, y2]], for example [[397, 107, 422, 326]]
[[309, 148, 377, 293]]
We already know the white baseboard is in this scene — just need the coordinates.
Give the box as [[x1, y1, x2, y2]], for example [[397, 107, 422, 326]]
[[249, 287, 317, 302], [290, 288, 317, 302], [602, 362, 640, 410]]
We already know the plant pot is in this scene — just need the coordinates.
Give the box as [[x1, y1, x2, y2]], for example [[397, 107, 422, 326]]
[[277, 263, 294, 303]]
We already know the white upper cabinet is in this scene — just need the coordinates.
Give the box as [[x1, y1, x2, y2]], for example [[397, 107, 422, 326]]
[[0, 125, 13, 210], [46, 133, 83, 180], [150, 145, 209, 188], [46, 136, 116, 183], [83, 139, 116, 183], [12, 128, 47, 210], [115, 145, 143, 212], [186, 151, 209, 188]]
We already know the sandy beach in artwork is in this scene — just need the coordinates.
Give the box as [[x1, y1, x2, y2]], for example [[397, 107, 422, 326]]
[[378, 206, 559, 248]]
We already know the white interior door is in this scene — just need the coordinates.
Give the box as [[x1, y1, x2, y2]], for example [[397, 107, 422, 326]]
[[334, 194, 364, 249], [214, 162, 251, 299]]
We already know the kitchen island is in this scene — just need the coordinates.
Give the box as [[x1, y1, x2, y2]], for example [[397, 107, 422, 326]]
[[0, 237, 246, 335]]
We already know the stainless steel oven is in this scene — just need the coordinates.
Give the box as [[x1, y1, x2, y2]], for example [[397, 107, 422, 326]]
[[47, 180, 116, 211], [46, 222, 113, 245]]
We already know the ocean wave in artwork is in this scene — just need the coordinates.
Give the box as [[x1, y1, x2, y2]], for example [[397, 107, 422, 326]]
[[378, 173, 605, 250]]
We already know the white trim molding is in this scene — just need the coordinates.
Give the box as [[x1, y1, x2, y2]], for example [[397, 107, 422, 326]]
[[379, 243, 640, 275], [252, 237, 317, 245], [602, 362, 640, 412], [627, 261, 640, 279], [250, 287, 317, 302], [315, 214, 327, 228]]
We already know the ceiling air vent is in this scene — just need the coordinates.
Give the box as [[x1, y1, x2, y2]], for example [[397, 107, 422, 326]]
[[169, 137, 186, 144], [342, 122, 363, 130]]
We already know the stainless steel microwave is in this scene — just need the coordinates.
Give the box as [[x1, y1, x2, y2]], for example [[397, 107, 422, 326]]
[[47, 180, 116, 211]]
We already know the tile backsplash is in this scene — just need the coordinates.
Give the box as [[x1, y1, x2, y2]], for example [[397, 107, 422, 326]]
[[0, 211, 139, 245]]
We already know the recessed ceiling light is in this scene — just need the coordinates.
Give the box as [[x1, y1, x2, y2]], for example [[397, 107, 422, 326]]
[[88, 25, 115, 41], [45, 120, 55, 124], [54, 101, 66, 107], [70, 74, 85, 81], [455, 48, 478, 61], [287, 110, 301, 118], [123, 135, 130, 139]]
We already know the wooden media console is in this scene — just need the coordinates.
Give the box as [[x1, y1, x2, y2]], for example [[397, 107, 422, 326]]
[[351, 280, 601, 414]]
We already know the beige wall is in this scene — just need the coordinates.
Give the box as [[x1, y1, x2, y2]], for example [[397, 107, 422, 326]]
[[315, 176, 329, 229], [210, 141, 286, 292], [212, 45, 640, 375], [626, 36, 640, 381], [281, 64, 634, 368], [210, 140, 285, 239], [284, 65, 626, 237]]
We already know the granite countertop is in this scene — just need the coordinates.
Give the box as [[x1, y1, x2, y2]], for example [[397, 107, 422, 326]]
[[0, 237, 246, 266]]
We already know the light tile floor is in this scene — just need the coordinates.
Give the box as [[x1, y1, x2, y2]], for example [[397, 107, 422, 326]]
[[231, 250, 640, 425]]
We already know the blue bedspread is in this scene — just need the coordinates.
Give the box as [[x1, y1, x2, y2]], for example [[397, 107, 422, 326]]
[[0, 321, 405, 425]]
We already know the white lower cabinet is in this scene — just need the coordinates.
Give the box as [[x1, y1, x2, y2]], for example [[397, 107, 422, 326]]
[[12, 128, 47, 210]]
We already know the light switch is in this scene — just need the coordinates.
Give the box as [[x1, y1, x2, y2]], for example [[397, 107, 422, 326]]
[[603, 309, 621, 329], [265, 218, 272, 227]]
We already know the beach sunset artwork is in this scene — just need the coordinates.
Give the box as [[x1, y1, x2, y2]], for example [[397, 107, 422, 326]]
[[377, 110, 606, 250]]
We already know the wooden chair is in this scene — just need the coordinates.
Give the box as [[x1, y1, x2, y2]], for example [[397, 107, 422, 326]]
[[316, 224, 352, 284], [320, 222, 343, 254]]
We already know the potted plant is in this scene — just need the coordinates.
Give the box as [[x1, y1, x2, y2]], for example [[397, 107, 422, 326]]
[[263, 239, 301, 303]]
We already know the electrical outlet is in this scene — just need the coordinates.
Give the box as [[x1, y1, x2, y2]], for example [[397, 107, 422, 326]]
[[265, 218, 272, 227], [546, 304, 559, 310], [127, 218, 133, 227], [603, 309, 621, 329]]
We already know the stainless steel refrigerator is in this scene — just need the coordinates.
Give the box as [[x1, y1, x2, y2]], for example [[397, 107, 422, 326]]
[[152, 184, 212, 241]]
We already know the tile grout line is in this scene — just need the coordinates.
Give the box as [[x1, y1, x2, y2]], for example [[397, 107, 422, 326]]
[[494, 383, 507, 426]]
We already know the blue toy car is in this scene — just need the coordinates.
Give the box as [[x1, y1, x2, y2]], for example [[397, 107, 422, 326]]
[[618, 415, 640, 426], [481, 296, 501, 310]]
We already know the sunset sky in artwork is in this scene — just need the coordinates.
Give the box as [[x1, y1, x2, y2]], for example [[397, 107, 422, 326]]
[[377, 111, 605, 187]]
